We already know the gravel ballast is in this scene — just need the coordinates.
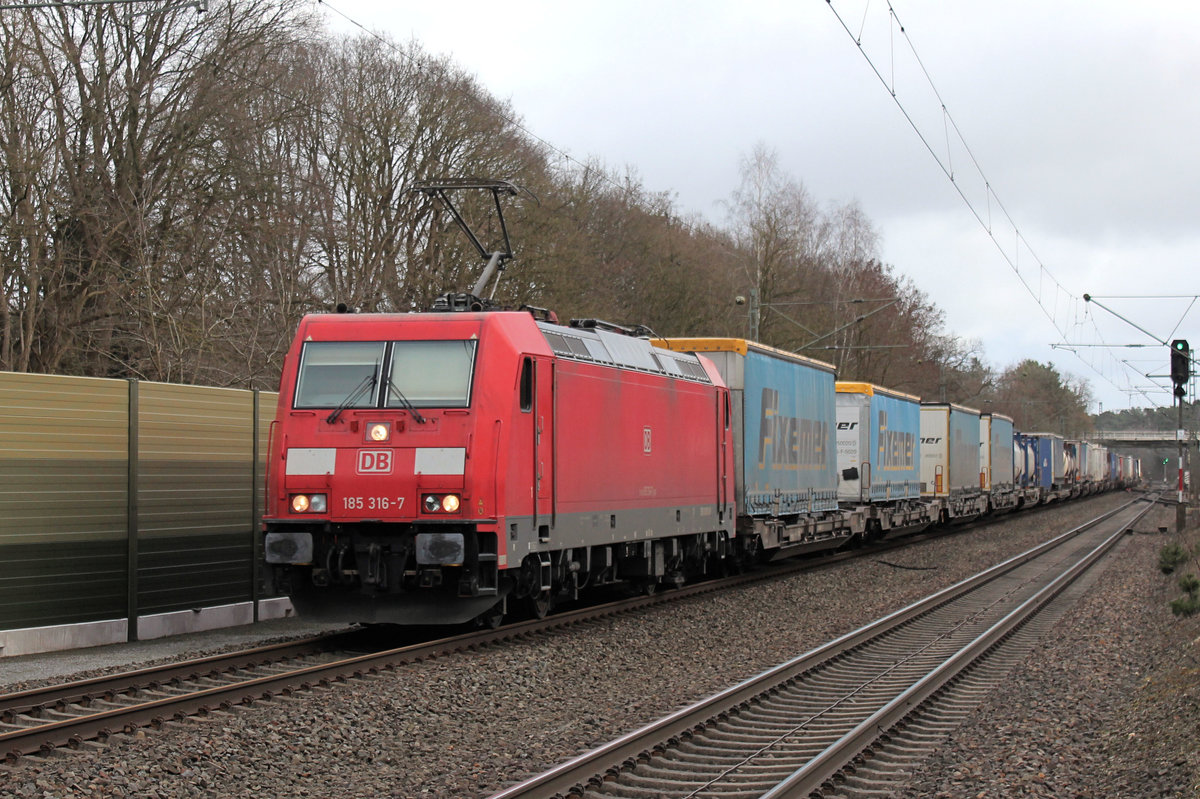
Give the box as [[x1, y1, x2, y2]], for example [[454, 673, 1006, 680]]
[[1, 493, 1197, 798]]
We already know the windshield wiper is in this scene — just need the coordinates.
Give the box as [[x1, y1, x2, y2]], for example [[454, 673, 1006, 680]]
[[326, 372, 377, 424], [385, 374, 428, 424]]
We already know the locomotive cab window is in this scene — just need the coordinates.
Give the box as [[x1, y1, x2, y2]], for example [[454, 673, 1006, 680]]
[[387, 340, 477, 407], [294, 341, 384, 408], [519, 357, 533, 411]]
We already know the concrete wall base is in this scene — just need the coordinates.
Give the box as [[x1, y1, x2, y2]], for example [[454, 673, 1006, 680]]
[[0, 598, 296, 658], [0, 619, 127, 659]]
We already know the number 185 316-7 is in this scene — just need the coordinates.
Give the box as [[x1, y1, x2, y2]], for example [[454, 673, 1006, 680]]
[[342, 496, 405, 511]]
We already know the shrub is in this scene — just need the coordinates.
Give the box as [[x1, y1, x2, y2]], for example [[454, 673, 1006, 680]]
[[1159, 542, 1189, 574], [1170, 573, 1200, 618]]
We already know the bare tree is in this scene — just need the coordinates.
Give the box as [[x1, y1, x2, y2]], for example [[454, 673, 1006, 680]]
[[1, 8, 988, 404], [300, 36, 538, 315], [0, 11, 57, 372], [723, 143, 822, 345], [0, 0, 313, 382]]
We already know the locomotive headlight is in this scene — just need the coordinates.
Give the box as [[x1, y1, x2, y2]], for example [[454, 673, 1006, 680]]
[[421, 493, 462, 514], [290, 493, 327, 513], [367, 422, 390, 442]]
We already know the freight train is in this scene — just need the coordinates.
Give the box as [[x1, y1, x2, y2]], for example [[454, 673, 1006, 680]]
[[259, 179, 1139, 627], [260, 309, 1139, 627]]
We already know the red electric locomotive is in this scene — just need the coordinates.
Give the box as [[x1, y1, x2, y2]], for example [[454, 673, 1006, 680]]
[[262, 309, 736, 625]]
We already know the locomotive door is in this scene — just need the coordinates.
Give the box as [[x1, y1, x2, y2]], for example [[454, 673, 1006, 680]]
[[719, 390, 730, 521], [533, 357, 555, 539]]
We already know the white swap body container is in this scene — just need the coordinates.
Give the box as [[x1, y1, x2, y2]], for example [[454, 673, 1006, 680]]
[[835, 382, 921, 503], [1086, 443, 1108, 482], [1064, 440, 1082, 484], [981, 413, 1015, 492], [1013, 435, 1030, 486], [920, 402, 982, 498]]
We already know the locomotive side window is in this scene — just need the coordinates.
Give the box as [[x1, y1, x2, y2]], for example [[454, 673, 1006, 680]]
[[519, 357, 533, 411], [294, 341, 384, 408], [387, 340, 477, 407]]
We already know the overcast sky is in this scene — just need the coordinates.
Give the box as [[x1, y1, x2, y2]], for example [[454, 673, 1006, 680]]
[[319, 0, 1200, 414]]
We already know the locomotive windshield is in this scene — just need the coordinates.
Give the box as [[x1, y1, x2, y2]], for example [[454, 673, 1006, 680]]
[[387, 340, 476, 407], [294, 341, 383, 408], [293, 339, 476, 409]]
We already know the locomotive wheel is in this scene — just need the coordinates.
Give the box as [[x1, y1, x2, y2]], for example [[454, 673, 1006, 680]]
[[528, 590, 554, 619], [634, 578, 658, 596], [475, 601, 505, 630]]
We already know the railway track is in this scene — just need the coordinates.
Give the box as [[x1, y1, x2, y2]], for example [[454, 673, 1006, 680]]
[[0, 546, 854, 763], [486, 495, 1154, 799], [0, 494, 1126, 766]]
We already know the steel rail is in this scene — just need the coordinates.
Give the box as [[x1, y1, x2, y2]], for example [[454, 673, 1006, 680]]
[[0, 506, 977, 761], [483, 496, 1148, 799], [0, 494, 1134, 765], [0, 532, 905, 762], [762, 495, 1156, 797], [0, 634, 351, 717], [0, 534, 873, 763]]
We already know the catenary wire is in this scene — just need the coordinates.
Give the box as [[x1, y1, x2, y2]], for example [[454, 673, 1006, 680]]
[[825, 0, 1163, 406]]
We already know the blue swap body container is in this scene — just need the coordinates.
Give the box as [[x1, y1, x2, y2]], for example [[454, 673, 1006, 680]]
[[738, 344, 839, 515], [657, 338, 851, 556], [1027, 432, 1065, 491], [835, 382, 921, 503]]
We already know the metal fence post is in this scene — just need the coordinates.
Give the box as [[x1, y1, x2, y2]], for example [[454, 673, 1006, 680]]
[[251, 389, 261, 622], [126, 379, 140, 641]]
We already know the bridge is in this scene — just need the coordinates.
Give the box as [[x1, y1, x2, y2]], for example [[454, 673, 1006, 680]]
[[1083, 430, 1195, 445]]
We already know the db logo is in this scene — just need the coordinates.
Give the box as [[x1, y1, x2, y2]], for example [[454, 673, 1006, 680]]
[[357, 450, 393, 474]]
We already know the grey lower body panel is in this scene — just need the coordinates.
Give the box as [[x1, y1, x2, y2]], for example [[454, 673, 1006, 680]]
[[287, 587, 504, 626]]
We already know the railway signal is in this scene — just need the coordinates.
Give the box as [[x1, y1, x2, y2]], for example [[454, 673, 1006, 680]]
[[1169, 339, 1190, 530], [1171, 339, 1190, 397]]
